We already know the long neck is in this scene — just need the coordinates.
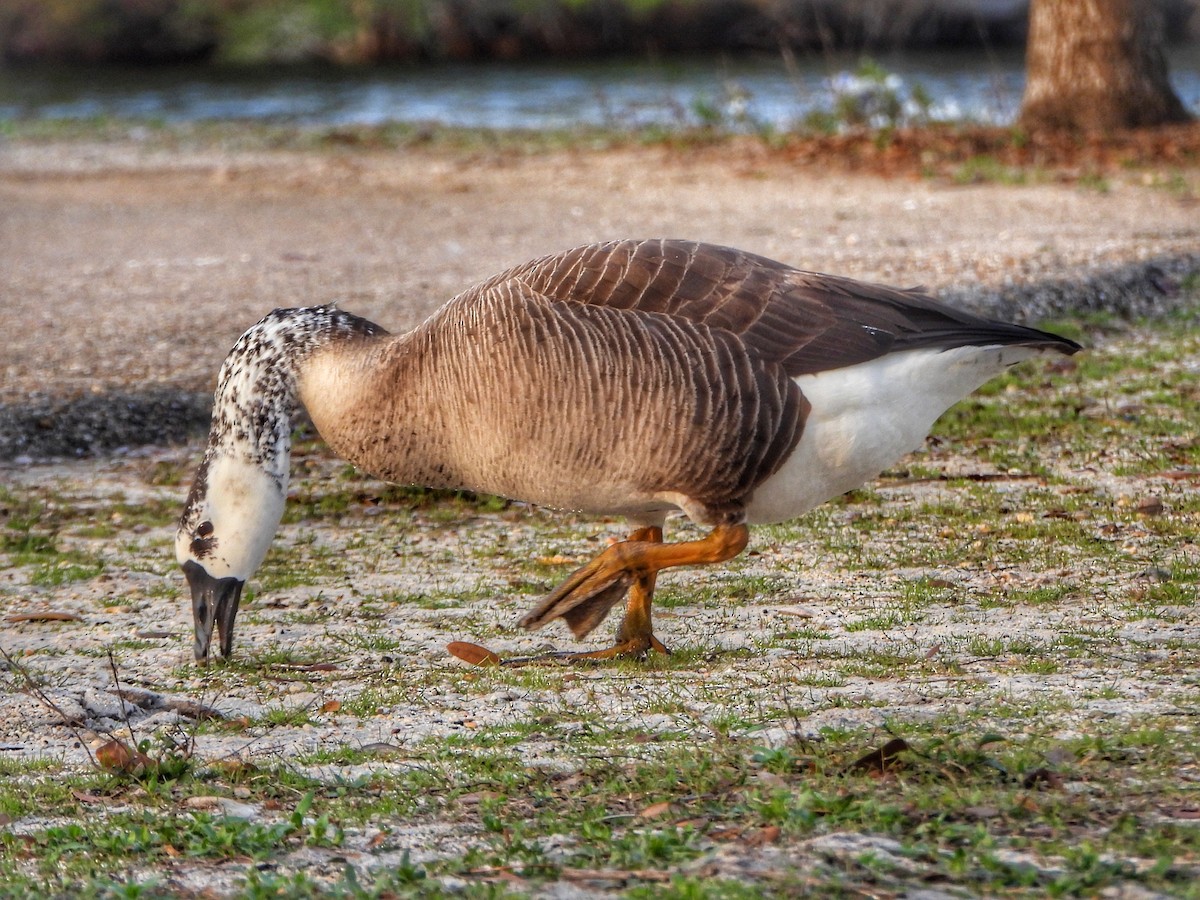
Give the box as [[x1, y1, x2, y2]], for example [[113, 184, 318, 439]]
[[296, 325, 440, 484], [204, 306, 388, 486]]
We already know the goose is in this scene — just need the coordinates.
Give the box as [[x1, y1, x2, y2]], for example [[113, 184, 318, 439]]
[[177, 239, 1081, 664]]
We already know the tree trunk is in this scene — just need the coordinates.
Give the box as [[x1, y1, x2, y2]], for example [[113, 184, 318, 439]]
[[1019, 0, 1192, 132]]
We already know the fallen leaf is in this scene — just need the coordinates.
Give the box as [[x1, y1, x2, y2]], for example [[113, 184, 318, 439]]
[[135, 631, 176, 639], [320, 700, 342, 714], [95, 739, 153, 775], [743, 825, 781, 846], [5, 612, 82, 624], [447, 641, 501, 666], [273, 662, 338, 672], [70, 790, 105, 804], [846, 738, 910, 775], [637, 801, 672, 820]]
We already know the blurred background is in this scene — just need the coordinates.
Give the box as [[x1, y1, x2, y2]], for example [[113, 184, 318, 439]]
[[1, 0, 1197, 132]]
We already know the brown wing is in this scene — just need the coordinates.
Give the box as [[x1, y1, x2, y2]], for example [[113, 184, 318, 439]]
[[429, 275, 807, 522], [480, 239, 1079, 376], [432, 240, 1077, 521]]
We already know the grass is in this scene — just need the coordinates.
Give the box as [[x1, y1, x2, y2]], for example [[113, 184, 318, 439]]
[[8, 712, 1198, 896], [1, 311, 1199, 895]]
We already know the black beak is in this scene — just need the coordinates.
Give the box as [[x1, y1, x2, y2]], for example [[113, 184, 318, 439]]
[[184, 560, 245, 663]]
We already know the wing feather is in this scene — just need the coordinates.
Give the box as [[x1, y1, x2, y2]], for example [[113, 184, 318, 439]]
[[474, 239, 1079, 375]]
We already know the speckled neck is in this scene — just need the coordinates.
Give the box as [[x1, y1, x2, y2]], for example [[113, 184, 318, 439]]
[[212, 306, 384, 467], [179, 306, 386, 536]]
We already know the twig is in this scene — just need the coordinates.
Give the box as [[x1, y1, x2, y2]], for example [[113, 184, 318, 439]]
[[107, 648, 140, 749]]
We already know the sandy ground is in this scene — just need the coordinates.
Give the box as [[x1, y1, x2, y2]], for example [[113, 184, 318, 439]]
[[0, 137, 1198, 894]]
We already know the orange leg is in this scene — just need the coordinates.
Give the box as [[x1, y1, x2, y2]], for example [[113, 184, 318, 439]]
[[516, 523, 749, 661]]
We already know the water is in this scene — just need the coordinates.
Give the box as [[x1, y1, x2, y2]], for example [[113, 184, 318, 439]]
[[2, 46, 1198, 131]]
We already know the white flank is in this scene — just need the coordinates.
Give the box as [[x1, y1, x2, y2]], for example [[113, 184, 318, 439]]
[[744, 344, 1044, 524]]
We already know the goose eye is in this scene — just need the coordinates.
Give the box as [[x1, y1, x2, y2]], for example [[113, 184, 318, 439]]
[[196, 521, 214, 538]]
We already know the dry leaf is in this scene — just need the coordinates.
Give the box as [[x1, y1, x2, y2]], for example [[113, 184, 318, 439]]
[[320, 700, 342, 714], [447, 641, 502, 666], [847, 738, 910, 775], [637, 800, 672, 820], [5, 612, 82, 624], [743, 825, 781, 846], [95, 739, 153, 775]]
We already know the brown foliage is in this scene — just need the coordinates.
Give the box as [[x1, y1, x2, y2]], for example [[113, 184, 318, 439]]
[[768, 122, 1200, 179]]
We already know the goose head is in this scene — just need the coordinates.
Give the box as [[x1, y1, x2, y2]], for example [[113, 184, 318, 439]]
[[177, 305, 387, 663], [176, 308, 304, 663], [177, 453, 288, 662]]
